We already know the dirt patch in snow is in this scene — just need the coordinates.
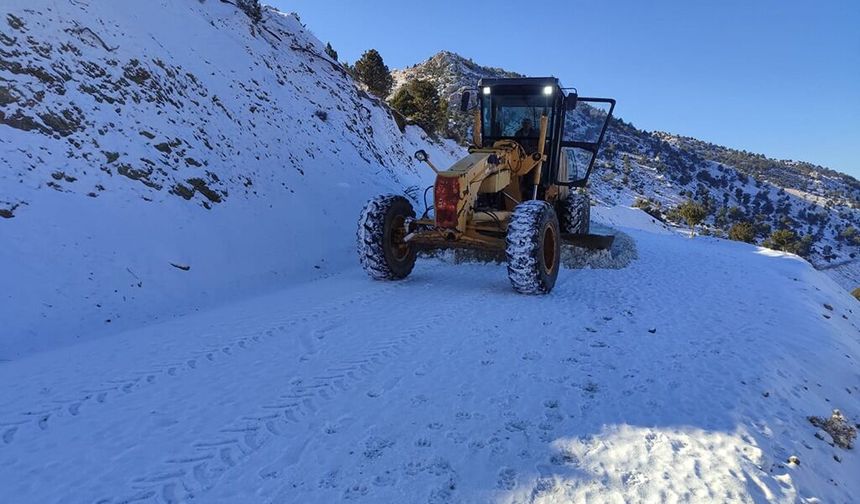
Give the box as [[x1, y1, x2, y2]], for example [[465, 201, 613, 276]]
[[810, 410, 857, 449]]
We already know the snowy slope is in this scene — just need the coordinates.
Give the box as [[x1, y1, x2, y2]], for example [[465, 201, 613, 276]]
[[1, 208, 858, 503], [0, 0, 459, 358]]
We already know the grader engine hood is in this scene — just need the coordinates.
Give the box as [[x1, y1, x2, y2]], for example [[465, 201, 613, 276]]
[[433, 151, 515, 230]]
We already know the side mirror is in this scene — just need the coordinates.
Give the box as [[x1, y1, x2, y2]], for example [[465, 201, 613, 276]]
[[414, 149, 428, 162], [459, 91, 470, 112], [565, 93, 578, 111]]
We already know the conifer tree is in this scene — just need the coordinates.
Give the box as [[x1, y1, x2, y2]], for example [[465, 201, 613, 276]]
[[763, 229, 799, 253], [677, 200, 707, 238], [728, 221, 756, 243], [390, 79, 447, 136], [354, 49, 394, 98], [324, 42, 338, 61]]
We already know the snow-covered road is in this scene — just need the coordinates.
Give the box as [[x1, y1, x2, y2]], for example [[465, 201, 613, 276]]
[[2, 224, 859, 503]]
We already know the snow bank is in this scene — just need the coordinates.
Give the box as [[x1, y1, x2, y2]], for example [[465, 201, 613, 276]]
[[591, 205, 674, 235], [560, 228, 637, 270], [0, 0, 460, 358]]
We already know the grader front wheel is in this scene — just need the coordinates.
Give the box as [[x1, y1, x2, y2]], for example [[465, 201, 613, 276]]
[[357, 195, 416, 280], [505, 200, 561, 294]]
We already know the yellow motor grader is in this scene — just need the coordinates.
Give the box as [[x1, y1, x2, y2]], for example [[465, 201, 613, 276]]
[[358, 77, 615, 294]]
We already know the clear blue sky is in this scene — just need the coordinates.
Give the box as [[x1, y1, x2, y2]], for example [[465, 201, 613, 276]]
[[276, 0, 860, 177]]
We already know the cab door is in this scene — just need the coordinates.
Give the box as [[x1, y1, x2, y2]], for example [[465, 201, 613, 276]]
[[556, 97, 616, 187]]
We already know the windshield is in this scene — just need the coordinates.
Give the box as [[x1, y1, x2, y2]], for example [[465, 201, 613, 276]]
[[481, 92, 555, 144]]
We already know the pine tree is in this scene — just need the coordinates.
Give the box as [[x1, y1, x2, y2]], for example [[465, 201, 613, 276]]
[[389, 79, 447, 136], [677, 200, 707, 238], [728, 221, 756, 243], [390, 87, 417, 118], [353, 49, 394, 98], [324, 42, 338, 61], [763, 229, 799, 253]]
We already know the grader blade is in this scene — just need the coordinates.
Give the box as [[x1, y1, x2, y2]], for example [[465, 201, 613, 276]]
[[561, 233, 614, 250]]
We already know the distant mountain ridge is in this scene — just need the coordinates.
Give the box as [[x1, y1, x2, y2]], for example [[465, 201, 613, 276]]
[[392, 50, 523, 102], [391, 50, 523, 141], [393, 51, 860, 289]]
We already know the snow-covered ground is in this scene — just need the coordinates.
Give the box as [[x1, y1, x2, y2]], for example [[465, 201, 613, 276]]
[[2, 1, 859, 502], [2, 209, 858, 503]]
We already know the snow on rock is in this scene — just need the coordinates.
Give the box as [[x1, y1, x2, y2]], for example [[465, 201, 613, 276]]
[[0, 0, 459, 358]]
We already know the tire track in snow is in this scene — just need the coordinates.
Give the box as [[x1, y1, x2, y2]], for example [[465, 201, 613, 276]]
[[108, 286, 462, 504], [0, 282, 399, 448]]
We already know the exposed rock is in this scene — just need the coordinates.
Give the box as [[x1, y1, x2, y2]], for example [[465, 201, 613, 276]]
[[0, 85, 18, 106], [0, 109, 42, 132], [187, 177, 221, 203], [171, 183, 194, 200], [117, 164, 161, 190], [39, 107, 84, 136], [122, 58, 150, 85], [6, 13, 25, 31], [809, 409, 857, 449]]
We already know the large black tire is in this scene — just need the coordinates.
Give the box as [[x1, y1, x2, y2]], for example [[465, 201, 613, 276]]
[[357, 195, 417, 280], [558, 191, 591, 235], [506, 200, 561, 294]]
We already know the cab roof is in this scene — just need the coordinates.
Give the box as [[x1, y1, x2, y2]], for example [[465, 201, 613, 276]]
[[479, 77, 564, 89]]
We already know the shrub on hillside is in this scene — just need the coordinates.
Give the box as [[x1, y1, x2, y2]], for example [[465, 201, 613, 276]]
[[675, 200, 707, 238], [839, 226, 860, 246], [763, 229, 800, 253], [633, 197, 664, 221], [728, 221, 756, 243]]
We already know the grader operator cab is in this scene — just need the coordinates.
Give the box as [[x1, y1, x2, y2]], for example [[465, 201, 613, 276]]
[[357, 77, 615, 294]]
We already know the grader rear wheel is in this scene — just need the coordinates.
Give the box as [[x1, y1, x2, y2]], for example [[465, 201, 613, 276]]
[[559, 191, 591, 235], [357, 195, 416, 280]]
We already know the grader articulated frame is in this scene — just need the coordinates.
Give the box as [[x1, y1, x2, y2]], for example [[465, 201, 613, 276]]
[[358, 77, 615, 294]]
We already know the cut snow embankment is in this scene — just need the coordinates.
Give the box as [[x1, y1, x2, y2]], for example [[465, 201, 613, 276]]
[[1, 206, 858, 503], [0, 0, 460, 359]]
